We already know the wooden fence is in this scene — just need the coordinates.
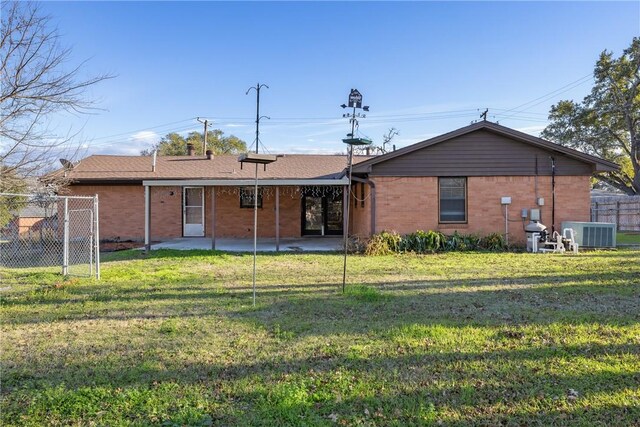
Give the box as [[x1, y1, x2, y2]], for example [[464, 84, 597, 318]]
[[591, 196, 640, 232]]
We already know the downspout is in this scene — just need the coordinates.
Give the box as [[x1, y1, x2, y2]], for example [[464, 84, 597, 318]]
[[351, 176, 376, 236], [550, 156, 556, 233]]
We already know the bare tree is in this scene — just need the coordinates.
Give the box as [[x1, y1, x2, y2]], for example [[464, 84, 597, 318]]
[[354, 127, 399, 155], [0, 1, 113, 192]]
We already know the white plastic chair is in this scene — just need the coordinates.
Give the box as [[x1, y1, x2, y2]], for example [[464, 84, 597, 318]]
[[562, 228, 579, 254]]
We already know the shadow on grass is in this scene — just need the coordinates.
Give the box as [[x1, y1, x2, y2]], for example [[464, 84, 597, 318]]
[[3, 271, 638, 331], [3, 339, 638, 425]]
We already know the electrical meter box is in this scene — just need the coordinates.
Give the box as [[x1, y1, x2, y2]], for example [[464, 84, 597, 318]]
[[530, 209, 541, 221]]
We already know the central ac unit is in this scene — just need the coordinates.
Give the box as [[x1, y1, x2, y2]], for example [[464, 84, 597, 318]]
[[561, 221, 616, 248]]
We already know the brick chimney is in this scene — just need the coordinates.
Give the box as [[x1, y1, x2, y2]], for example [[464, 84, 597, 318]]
[[186, 143, 194, 156]]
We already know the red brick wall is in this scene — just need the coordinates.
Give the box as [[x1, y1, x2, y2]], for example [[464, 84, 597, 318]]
[[210, 186, 301, 238], [69, 184, 305, 241], [150, 186, 182, 239], [69, 185, 145, 241], [350, 183, 371, 237], [361, 175, 591, 243], [71, 177, 590, 244]]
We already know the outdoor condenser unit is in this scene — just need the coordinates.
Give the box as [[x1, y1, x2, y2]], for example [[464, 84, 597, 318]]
[[561, 221, 616, 248]]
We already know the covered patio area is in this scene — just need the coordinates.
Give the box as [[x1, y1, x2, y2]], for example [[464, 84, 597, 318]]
[[149, 236, 343, 252]]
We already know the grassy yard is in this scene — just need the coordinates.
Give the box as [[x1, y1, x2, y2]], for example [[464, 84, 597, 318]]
[[1, 249, 639, 426], [617, 232, 640, 246]]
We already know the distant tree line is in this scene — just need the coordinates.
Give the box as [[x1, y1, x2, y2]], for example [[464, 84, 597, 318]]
[[140, 130, 247, 156]]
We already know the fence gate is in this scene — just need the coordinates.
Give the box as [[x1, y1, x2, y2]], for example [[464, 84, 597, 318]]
[[0, 193, 100, 279]]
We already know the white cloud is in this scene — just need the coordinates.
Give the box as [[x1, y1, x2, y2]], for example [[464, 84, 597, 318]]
[[286, 144, 344, 154], [515, 125, 546, 136], [131, 130, 159, 143]]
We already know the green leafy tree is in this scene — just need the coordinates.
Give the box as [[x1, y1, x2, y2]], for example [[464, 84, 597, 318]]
[[541, 38, 639, 195], [141, 130, 247, 156]]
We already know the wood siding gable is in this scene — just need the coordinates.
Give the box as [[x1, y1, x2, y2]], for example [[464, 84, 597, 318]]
[[369, 129, 594, 177]]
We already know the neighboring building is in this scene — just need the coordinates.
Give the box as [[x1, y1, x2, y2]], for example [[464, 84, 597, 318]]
[[60, 122, 617, 246], [3, 205, 57, 237]]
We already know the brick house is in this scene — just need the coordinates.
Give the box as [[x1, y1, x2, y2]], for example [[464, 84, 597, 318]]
[[62, 122, 617, 247]]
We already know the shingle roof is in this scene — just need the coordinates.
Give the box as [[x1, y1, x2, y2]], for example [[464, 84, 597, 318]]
[[62, 154, 372, 183]]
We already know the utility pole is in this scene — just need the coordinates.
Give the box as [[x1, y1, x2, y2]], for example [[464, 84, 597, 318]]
[[197, 117, 209, 155]]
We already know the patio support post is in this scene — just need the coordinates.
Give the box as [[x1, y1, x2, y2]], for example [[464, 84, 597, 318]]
[[275, 186, 280, 252], [343, 184, 348, 239], [93, 194, 100, 280], [144, 185, 150, 252], [62, 197, 69, 276], [211, 186, 216, 250]]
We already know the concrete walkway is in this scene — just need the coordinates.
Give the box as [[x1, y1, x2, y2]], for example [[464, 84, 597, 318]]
[[150, 237, 342, 252]]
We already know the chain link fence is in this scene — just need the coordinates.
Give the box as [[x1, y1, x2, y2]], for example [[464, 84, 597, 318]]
[[0, 193, 100, 278], [591, 196, 640, 232]]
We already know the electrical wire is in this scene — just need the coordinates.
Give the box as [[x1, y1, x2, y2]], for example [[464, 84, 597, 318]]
[[86, 118, 196, 141], [495, 74, 593, 121]]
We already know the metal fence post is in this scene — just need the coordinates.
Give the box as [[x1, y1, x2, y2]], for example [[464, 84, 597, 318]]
[[94, 195, 100, 280], [62, 197, 69, 276]]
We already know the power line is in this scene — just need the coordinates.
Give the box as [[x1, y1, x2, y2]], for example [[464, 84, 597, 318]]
[[56, 124, 199, 149], [495, 73, 593, 121], [86, 118, 196, 141]]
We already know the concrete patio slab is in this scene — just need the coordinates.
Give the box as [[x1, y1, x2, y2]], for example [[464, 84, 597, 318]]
[[149, 237, 342, 252]]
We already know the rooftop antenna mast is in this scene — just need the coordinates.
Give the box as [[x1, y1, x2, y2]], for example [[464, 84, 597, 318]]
[[246, 83, 270, 154], [480, 108, 489, 122]]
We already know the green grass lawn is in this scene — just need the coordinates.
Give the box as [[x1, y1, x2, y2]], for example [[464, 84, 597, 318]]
[[617, 232, 640, 246], [1, 249, 639, 426]]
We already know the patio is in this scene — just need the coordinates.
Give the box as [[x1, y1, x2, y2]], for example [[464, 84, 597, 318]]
[[149, 236, 342, 252]]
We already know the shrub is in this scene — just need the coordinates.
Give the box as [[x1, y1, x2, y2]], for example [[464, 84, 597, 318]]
[[479, 232, 506, 251], [444, 232, 487, 251], [364, 230, 507, 255], [344, 236, 366, 254], [400, 230, 445, 253], [364, 230, 401, 255]]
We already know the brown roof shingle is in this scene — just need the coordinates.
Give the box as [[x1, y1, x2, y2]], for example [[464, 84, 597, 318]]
[[64, 154, 372, 183]]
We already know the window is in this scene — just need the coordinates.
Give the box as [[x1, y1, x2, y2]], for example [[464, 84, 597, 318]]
[[439, 177, 466, 222], [240, 187, 263, 208]]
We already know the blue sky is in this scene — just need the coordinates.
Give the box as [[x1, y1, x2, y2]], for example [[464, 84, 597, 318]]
[[41, 1, 639, 156]]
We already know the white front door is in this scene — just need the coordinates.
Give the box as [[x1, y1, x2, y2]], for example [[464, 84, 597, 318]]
[[183, 187, 204, 237]]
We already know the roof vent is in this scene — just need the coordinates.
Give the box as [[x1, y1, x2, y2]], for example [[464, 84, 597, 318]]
[[186, 143, 194, 156], [206, 149, 213, 160]]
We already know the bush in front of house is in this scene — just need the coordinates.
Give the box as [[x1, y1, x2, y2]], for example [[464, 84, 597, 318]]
[[364, 230, 402, 255], [364, 230, 506, 255]]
